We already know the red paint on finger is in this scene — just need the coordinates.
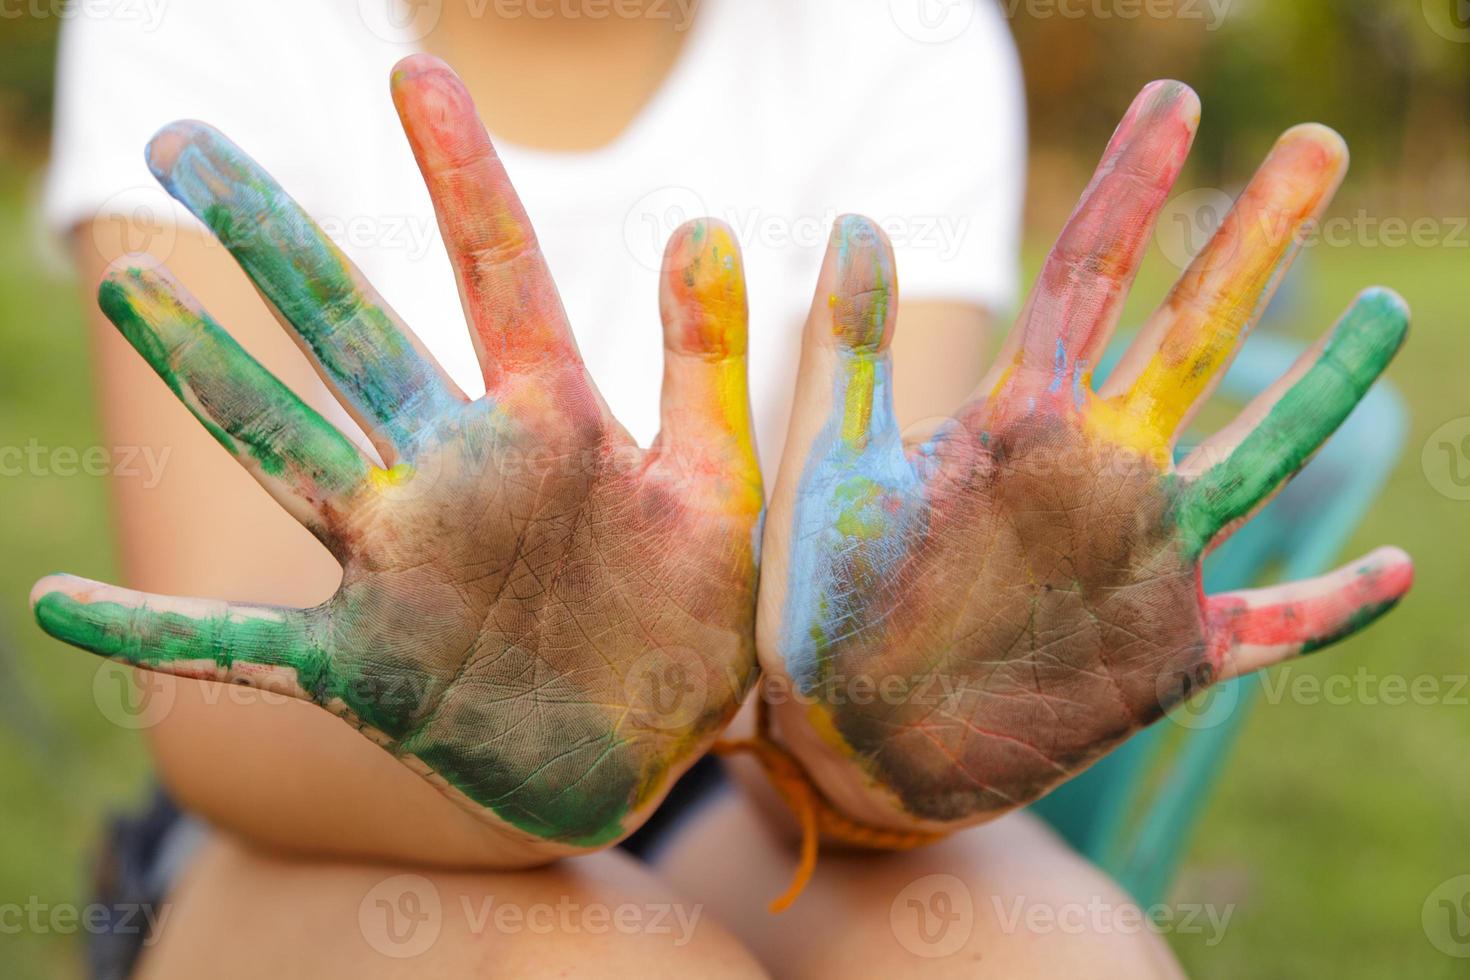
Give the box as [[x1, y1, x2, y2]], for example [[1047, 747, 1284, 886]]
[[1210, 549, 1413, 653], [1014, 80, 1201, 393]]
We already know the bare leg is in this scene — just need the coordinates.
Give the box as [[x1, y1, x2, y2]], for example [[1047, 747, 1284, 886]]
[[653, 785, 1186, 979], [136, 834, 769, 979]]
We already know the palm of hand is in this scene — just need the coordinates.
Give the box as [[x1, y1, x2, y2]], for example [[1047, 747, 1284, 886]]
[[321, 404, 756, 845], [786, 389, 1207, 824], [763, 82, 1412, 831], [34, 57, 760, 852]]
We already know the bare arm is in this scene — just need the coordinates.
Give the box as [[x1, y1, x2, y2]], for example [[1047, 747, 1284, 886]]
[[74, 219, 525, 867], [891, 300, 993, 429]]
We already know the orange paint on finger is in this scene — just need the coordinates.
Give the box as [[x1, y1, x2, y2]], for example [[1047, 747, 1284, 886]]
[[1115, 125, 1348, 445]]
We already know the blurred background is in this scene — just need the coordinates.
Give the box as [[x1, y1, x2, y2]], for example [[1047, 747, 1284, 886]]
[[2, 0, 1470, 976]]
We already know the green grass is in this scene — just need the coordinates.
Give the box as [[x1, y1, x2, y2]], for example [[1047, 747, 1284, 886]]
[[0, 158, 1467, 976], [1110, 237, 1470, 978], [0, 166, 151, 977]]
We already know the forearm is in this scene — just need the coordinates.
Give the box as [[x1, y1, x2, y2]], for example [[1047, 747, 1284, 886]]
[[74, 222, 542, 869]]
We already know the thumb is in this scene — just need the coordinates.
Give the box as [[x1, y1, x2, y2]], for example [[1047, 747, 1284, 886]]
[[654, 219, 762, 510], [769, 215, 900, 511]]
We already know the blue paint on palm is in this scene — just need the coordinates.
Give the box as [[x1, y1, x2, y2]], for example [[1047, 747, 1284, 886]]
[[780, 350, 924, 695]]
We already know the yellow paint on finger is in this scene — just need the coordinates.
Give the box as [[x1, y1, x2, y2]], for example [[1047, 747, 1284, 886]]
[[1086, 396, 1173, 467], [711, 355, 763, 514], [369, 462, 415, 488], [667, 221, 762, 513], [1116, 124, 1347, 444], [805, 698, 858, 759], [841, 357, 877, 446]]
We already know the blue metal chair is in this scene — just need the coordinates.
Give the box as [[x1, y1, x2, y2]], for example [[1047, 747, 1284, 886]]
[[1029, 333, 1408, 906]]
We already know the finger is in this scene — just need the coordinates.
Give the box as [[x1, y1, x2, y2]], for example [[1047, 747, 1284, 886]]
[[777, 214, 901, 486], [391, 54, 580, 388], [145, 121, 463, 462], [99, 257, 373, 545], [767, 216, 909, 698], [1207, 546, 1412, 680], [992, 81, 1199, 397], [1174, 288, 1409, 555], [1102, 125, 1349, 447], [32, 574, 329, 701], [654, 219, 762, 509]]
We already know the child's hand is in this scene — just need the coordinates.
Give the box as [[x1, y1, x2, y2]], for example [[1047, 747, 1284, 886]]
[[32, 56, 762, 860], [759, 81, 1412, 834]]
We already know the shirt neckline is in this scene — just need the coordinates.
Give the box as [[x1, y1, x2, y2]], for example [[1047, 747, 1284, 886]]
[[408, 0, 726, 169]]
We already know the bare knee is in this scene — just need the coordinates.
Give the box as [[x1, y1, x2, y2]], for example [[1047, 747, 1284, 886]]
[[655, 790, 1185, 979], [138, 834, 768, 979]]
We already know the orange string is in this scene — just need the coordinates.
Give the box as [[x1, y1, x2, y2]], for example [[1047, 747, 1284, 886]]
[[712, 701, 945, 912]]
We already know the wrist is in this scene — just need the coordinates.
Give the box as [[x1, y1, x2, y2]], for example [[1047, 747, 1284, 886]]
[[762, 690, 961, 838]]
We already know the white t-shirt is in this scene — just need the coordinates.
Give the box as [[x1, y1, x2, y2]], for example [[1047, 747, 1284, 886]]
[[46, 0, 1025, 473]]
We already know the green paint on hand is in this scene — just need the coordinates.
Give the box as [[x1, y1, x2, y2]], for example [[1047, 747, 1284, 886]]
[[1299, 596, 1403, 656], [34, 591, 331, 696], [1175, 288, 1407, 555], [99, 269, 369, 499], [147, 122, 457, 446]]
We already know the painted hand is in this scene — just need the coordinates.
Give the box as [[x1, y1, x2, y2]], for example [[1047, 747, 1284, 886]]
[[759, 81, 1412, 834], [32, 56, 762, 859]]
